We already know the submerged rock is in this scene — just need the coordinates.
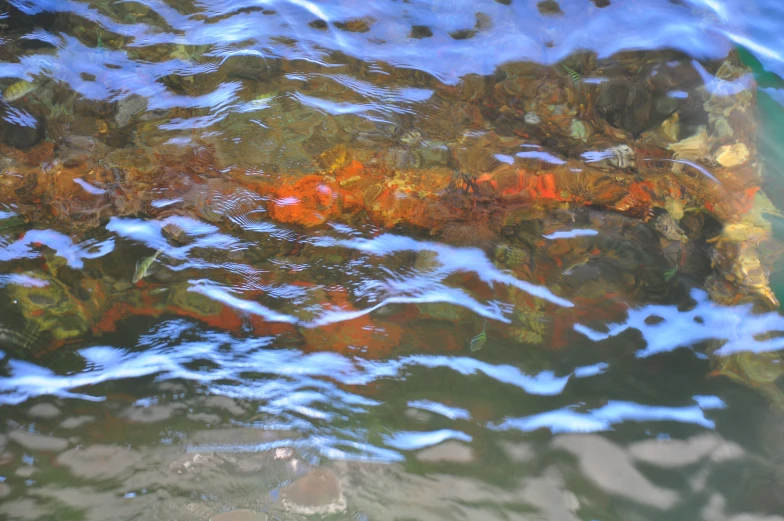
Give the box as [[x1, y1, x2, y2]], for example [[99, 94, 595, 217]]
[[210, 510, 267, 521], [281, 467, 346, 515], [714, 143, 749, 167], [8, 431, 69, 452], [57, 445, 143, 479], [0, 106, 44, 149], [114, 94, 148, 128], [27, 403, 61, 419]]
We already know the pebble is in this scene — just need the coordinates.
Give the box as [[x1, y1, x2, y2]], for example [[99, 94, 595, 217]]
[[281, 467, 346, 515], [59, 415, 95, 429], [187, 412, 222, 424], [27, 403, 61, 419], [57, 445, 142, 479], [0, 499, 48, 520], [121, 403, 186, 423], [416, 441, 475, 463], [15, 466, 36, 478], [714, 143, 749, 167], [210, 509, 267, 521], [8, 431, 69, 452], [203, 395, 246, 416], [524, 112, 541, 125], [114, 94, 148, 128]]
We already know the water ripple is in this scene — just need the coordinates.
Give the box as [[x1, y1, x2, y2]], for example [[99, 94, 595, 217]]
[[576, 288, 784, 357], [492, 398, 727, 434]]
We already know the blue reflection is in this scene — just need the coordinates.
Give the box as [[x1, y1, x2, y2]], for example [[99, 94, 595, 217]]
[[335, 234, 573, 308], [407, 400, 471, 420], [575, 288, 784, 357], [0, 230, 114, 268], [383, 429, 472, 451], [3, 0, 781, 113], [543, 229, 599, 240], [0, 328, 605, 405], [516, 151, 567, 165], [491, 396, 726, 434], [107, 215, 572, 326]]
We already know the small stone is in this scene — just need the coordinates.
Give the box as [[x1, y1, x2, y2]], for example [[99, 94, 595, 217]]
[[660, 113, 680, 142], [57, 445, 142, 479], [168, 452, 223, 474], [8, 430, 69, 452], [416, 441, 475, 463], [121, 403, 186, 423], [281, 467, 346, 515], [0, 499, 48, 519], [499, 441, 536, 463], [187, 412, 221, 424], [537, 0, 563, 15], [275, 448, 294, 460], [228, 454, 267, 474], [114, 94, 148, 128], [524, 112, 541, 125], [203, 395, 245, 416], [668, 127, 709, 160], [714, 143, 749, 168], [403, 408, 432, 423], [569, 120, 590, 140], [713, 117, 734, 139], [664, 198, 684, 222], [27, 403, 61, 419], [0, 449, 12, 466], [0, 482, 9, 499], [210, 510, 267, 521], [59, 415, 95, 429], [15, 466, 36, 478]]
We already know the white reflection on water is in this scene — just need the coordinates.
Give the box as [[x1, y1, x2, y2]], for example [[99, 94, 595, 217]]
[[0, 230, 114, 268], [334, 233, 574, 308], [106, 216, 573, 327], [491, 396, 726, 434], [575, 288, 784, 357], [0, 328, 599, 406], [407, 399, 471, 420]]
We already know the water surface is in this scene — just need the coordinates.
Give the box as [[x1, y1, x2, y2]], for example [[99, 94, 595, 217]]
[[1, 0, 784, 519]]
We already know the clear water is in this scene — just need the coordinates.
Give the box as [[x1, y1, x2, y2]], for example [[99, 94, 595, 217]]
[[0, 0, 784, 519]]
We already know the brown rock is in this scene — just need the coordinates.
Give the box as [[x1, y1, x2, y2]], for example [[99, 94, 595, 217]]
[[281, 467, 346, 514]]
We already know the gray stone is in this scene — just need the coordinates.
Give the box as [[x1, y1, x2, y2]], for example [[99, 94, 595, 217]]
[[416, 441, 475, 463], [57, 445, 142, 480], [27, 403, 61, 419], [210, 510, 267, 521], [58, 415, 95, 429], [8, 430, 68, 452], [114, 94, 147, 128], [15, 466, 36, 478]]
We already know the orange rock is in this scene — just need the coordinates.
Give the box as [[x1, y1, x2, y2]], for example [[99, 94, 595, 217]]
[[613, 181, 656, 215], [168, 303, 245, 331], [301, 309, 403, 359], [94, 302, 160, 333], [553, 169, 626, 206], [499, 171, 564, 202], [0, 141, 54, 166], [268, 175, 338, 226], [334, 160, 364, 184]]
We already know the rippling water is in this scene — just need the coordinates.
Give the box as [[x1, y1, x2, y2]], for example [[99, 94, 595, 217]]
[[2, 0, 784, 519]]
